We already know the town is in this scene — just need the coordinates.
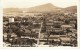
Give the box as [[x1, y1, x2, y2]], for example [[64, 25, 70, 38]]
[[3, 3, 77, 47]]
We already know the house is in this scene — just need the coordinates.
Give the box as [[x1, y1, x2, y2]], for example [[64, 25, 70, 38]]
[[61, 25, 73, 30], [60, 37, 71, 45]]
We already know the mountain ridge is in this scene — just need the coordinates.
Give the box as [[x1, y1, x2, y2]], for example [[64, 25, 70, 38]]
[[3, 3, 77, 13]]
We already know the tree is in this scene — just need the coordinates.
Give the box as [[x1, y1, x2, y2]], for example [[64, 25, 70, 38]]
[[66, 28, 72, 33], [65, 19, 70, 24], [16, 29, 25, 37], [54, 23, 61, 28], [75, 20, 77, 29]]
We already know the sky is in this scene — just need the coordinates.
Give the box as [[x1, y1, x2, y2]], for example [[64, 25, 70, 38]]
[[2, 0, 78, 8]]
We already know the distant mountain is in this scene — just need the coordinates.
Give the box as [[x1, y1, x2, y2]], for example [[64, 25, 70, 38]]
[[63, 6, 77, 13], [3, 3, 77, 17], [3, 8, 22, 13], [3, 8, 23, 16], [26, 3, 61, 13]]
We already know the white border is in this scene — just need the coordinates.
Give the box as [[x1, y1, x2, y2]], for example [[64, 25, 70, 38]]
[[77, 0, 80, 48], [0, 0, 80, 50], [0, 0, 3, 48]]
